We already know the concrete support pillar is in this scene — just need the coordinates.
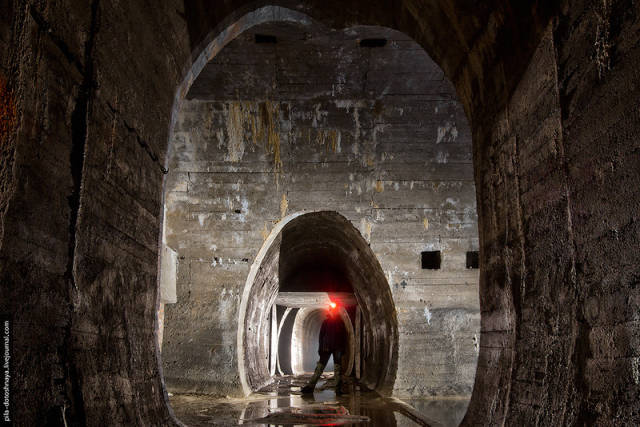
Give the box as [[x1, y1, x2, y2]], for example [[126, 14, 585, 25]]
[[276, 307, 292, 376], [157, 302, 165, 350], [270, 304, 277, 376], [355, 306, 361, 380], [157, 245, 177, 351]]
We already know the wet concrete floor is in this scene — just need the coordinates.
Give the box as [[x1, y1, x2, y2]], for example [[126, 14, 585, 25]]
[[169, 375, 469, 426]]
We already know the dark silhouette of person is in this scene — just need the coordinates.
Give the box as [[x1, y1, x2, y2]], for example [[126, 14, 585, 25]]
[[301, 302, 348, 394]]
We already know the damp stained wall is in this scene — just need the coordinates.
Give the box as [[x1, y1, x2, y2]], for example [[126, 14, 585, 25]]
[[162, 23, 480, 399], [3, 0, 640, 425]]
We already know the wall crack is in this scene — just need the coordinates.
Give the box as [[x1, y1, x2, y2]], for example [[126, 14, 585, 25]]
[[63, 0, 101, 423], [106, 101, 169, 174]]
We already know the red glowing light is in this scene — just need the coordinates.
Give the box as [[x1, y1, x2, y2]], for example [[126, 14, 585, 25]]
[[329, 301, 337, 309]]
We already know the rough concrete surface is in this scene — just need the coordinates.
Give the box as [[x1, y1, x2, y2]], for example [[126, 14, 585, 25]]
[[162, 23, 479, 401], [0, 0, 638, 426]]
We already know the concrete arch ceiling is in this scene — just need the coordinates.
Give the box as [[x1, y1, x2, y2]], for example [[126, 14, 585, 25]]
[[239, 211, 398, 395], [179, 0, 558, 125]]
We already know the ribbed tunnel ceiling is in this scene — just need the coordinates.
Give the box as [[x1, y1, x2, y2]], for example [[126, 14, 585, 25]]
[[278, 214, 355, 292], [278, 211, 372, 291]]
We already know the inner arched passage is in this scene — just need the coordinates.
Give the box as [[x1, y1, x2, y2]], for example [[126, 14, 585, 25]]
[[239, 211, 398, 395], [296, 308, 329, 372], [289, 306, 355, 375]]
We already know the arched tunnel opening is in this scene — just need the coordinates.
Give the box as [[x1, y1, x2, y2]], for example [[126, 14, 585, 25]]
[[276, 225, 358, 378], [290, 306, 353, 375], [158, 9, 480, 425], [276, 273, 357, 377], [240, 211, 398, 394]]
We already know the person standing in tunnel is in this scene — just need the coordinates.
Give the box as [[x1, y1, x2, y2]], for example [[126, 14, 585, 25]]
[[301, 301, 348, 395]]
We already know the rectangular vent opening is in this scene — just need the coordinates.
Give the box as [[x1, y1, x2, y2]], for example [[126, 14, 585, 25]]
[[255, 34, 277, 44], [360, 38, 387, 48], [466, 251, 479, 269], [421, 251, 441, 270]]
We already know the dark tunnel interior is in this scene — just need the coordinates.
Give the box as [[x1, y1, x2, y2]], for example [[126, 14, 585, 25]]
[[2, 1, 639, 426]]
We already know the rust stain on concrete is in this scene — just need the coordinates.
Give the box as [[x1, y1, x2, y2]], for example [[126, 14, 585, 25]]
[[226, 102, 246, 162], [280, 193, 288, 218], [0, 75, 17, 142], [316, 128, 339, 153], [222, 101, 284, 181], [259, 101, 283, 185], [261, 222, 270, 241], [366, 156, 375, 167]]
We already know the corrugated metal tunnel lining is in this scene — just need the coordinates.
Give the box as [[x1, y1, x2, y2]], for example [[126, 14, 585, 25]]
[[239, 211, 398, 394]]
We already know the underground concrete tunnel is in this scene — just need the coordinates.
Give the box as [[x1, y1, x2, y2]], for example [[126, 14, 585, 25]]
[[2, 1, 640, 426], [157, 11, 479, 425]]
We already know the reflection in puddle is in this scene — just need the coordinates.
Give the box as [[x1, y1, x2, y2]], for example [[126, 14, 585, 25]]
[[169, 375, 468, 426], [246, 404, 370, 425]]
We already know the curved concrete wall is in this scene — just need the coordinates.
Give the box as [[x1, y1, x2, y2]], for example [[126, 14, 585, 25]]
[[3, 1, 639, 425], [295, 308, 326, 372], [238, 211, 398, 394], [289, 307, 355, 375]]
